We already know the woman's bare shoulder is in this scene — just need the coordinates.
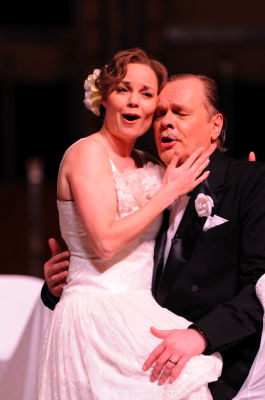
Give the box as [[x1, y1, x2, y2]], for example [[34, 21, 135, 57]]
[[62, 133, 108, 163]]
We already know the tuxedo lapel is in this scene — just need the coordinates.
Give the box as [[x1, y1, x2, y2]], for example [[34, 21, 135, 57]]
[[152, 209, 170, 297], [155, 150, 231, 306]]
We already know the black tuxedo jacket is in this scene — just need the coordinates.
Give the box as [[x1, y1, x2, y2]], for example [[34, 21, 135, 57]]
[[152, 149, 265, 393]]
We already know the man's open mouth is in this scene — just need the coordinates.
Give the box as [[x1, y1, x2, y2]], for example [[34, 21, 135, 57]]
[[122, 114, 140, 121], [161, 137, 174, 143]]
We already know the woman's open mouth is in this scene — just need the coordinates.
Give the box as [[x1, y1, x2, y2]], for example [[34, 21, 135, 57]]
[[122, 114, 141, 123]]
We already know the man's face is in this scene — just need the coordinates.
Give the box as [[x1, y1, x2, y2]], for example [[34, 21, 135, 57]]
[[154, 77, 222, 165]]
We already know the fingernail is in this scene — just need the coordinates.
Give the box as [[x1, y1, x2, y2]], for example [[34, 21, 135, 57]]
[[150, 377, 156, 382]]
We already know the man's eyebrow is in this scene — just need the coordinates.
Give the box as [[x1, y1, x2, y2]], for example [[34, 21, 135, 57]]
[[155, 103, 190, 114], [171, 103, 184, 110], [171, 102, 191, 112]]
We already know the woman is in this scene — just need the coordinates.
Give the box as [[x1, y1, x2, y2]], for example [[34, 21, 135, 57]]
[[37, 48, 222, 399]]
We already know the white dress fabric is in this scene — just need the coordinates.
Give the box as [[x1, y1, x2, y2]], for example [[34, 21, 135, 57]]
[[37, 161, 222, 400]]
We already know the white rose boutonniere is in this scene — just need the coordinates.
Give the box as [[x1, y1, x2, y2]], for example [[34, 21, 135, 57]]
[[195, 193, 214, 218], [83, 68, 102, 116]]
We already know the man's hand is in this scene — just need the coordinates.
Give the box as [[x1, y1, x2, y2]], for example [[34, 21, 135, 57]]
[[248, 151, 256, 161], [143, 327, 207, 385], [44, 238, 70, 298]]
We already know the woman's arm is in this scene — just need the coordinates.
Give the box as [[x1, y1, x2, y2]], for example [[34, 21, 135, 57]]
[[58, 138, 209, 260]]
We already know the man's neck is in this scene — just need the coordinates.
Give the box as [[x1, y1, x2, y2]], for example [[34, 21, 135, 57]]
[[208, 142, 218, 156]]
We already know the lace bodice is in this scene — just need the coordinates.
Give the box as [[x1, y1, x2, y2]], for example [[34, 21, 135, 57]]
[[58, 162, 164, 295]]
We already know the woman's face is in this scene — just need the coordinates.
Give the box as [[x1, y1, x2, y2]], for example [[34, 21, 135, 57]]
[[103, 63, 158, 142]]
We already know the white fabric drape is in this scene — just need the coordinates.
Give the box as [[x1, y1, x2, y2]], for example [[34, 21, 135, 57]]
[[0, 275, 51, 400]]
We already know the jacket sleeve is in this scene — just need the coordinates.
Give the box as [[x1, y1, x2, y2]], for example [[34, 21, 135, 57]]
[[193, 162, 265, 354], [41, 282, 60, 310]]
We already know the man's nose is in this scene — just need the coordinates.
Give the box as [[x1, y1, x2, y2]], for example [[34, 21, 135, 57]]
[[160, 115, 174, 130]]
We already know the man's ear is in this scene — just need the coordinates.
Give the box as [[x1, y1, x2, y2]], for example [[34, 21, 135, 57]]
[[211, 114, 223, 141]]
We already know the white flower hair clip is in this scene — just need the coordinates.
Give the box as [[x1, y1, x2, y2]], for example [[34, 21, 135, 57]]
[[83, 68, 102, 116], [195, 193, 214, 218]]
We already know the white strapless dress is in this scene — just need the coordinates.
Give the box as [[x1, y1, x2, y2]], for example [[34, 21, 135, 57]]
[[37, 162, 222, 400]]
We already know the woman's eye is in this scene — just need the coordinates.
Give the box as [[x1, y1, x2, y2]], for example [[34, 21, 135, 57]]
[[116, 87, 127, 93], [143, 92, 153, 98]]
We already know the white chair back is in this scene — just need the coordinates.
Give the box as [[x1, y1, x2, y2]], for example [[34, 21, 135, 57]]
[[0, 275, 52, 400]]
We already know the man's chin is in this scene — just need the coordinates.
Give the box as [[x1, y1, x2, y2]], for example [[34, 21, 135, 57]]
[[158, 152, 171, 166], [159, 148, 182, 166]]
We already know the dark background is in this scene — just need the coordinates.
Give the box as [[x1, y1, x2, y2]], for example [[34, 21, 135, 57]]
[[1, 0, 265, 277]]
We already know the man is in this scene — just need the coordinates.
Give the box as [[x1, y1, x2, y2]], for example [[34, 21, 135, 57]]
[[41, 74, 265, 399]]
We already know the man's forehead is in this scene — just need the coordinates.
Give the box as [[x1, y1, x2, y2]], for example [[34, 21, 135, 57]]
[[158, 77, 205, 103]]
